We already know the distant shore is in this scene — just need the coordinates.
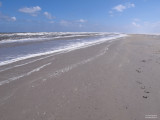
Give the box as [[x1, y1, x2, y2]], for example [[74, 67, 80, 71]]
[[0, 34, 160, 120]]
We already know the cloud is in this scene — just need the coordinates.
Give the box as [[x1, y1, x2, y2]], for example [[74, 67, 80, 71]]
[[113, 3, 135, 12], [109, 11, 113, 14], [127, 3, 135, 8], [77, 19, 87, 23], [144, 21, 160, 32], [49, 21, 54, 24], [132, 18, 141, 28], [0, 12, 16, 22], [132, 22, 141, 27], [44, 12, 55, 19], [0, 2, 2, 7], [129, 19, 160, 33], [109, 11, 114, 17], [11, 17, 16, 21], [113, 4, 126, 12], [19, 6, 41, 16], [58, 19, 87, 29], [60, 20, 70, 26]]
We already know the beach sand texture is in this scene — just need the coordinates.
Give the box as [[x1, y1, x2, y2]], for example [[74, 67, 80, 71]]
[[0, 34, 160, 120]]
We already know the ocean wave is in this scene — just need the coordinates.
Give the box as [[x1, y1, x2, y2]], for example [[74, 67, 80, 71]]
[[0, 33, 127, 66], [0, 32, 106, 44]]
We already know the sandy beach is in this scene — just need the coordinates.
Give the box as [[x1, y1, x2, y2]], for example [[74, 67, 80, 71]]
[[0, 34, 160, 120]]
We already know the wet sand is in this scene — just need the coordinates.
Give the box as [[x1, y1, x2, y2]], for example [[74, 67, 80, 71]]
[[0, 34, 160, 120]]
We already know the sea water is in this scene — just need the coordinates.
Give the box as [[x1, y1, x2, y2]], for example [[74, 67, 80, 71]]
[[0, 32, 126, 66]]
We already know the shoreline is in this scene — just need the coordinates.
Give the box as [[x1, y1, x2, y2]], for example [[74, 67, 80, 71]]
[[0, 33, 126, 67]]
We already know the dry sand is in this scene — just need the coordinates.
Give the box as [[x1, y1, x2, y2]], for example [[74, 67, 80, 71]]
[[0, 34, 160, 120]]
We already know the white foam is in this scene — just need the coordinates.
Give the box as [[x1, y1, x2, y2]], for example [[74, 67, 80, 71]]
[[0, 42, 113, 86], [45, 44, 110, 79], [0, 62, 51, 86], [0, 54, 55, 72], [0, 37, 52, 44], [0, 34, 127, 67], [0, 32, 116, 44]]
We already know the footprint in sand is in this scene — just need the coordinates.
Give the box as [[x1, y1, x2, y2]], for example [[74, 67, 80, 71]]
[[142, 87, 150, 99], [144, 90, 150, 93], [136, 81, 142, 84], [136, 68, 142, 73], [135, 59, 148, 73], [143, 96, 148, 99], [141, 60, 146, 63], [136, 81, 151, 99]]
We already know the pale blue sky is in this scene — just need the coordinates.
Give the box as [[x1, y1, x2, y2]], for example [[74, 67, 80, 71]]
[[0, 0, 160, 33]]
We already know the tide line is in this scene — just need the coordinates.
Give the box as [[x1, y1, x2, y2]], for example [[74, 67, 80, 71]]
[[0, 62, 51, 86]]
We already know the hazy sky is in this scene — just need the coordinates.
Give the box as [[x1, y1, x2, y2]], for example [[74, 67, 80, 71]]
[[0, 0, 160, 33]]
